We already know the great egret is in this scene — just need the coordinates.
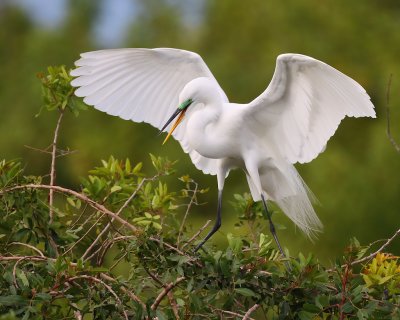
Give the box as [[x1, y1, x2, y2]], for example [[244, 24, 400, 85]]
[[71, 48, 375, 254]]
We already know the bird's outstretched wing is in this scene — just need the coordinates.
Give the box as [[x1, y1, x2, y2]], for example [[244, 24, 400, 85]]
[[246, 54, 376, 164], [71, 48, 227, 175]]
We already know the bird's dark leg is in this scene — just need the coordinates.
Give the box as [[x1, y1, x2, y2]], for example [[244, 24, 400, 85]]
[[194, 189, 222, 252], [260, 194, 286, 259]]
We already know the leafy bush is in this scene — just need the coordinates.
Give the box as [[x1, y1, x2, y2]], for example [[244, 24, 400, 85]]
[[0, 66, 399, 319]]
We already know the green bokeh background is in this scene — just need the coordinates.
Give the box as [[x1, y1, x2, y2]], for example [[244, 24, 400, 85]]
[[1, 0, 400, 263]]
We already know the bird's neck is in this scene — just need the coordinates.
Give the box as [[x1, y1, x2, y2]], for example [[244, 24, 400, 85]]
[[186, 103, 223, 158]]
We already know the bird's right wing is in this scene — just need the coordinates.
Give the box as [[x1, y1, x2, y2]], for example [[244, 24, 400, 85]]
[[71, 48, 227, 175], [246, 54, 375, 164]]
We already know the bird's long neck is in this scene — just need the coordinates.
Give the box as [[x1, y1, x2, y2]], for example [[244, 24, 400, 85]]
[[186, 102, 224, 158]]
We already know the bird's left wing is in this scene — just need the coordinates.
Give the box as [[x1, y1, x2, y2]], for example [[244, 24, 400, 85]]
[[246, 54, 376, 164], [71, 48, 227, 175]]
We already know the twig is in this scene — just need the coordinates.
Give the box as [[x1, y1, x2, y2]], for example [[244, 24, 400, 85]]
[[212, 307, 252, 319], [339, 264, 350, 320], [385, 74, 400, 153], [182, 220, 211, 249], [167, 291, 180, 320], [73, 310, 82, 320], [67, 275, 128, 320], [63, 212, 106, 256], [351, 227, 400, 266], [81, 177, 152, 261], [242, 304, 260, 320], [151, 277, 185, 311], [0, 184, 139, 234], [177, 182, 198, 246], [49, 109, 65, 225], [99, 273, 146, 310], [8, 242, 45, 257]]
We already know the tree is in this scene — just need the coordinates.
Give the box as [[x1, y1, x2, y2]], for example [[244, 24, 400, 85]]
[[0, 66, 399, 319]]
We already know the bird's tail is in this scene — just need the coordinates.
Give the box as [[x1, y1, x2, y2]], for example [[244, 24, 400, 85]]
[[246, 163, 322, 238]]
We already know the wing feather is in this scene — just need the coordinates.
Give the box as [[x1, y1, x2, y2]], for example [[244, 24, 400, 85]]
[[71, 48, 228, 175], [247, 54, 375, 164]]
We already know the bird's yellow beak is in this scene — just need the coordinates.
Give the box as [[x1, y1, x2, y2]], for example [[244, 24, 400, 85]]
[[162, 109, 186, 145]]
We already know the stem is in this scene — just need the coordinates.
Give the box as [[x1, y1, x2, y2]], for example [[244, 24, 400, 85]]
[[49, 109, 64, 224], [0, 184, 139, 234]]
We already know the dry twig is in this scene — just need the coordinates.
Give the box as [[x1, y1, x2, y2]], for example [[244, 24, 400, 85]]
[[151, 276, 185, 311], [0, 184, 139, 234], [182, 219, 212, 250], [242, 303, 260, 320], [385, 74, 400, 153], [351, 227, 400, 266], [177, 181, 198, 246], [67, 275, 129, 320], [81, 176, 155, 261], [49, 109, 65, 224]]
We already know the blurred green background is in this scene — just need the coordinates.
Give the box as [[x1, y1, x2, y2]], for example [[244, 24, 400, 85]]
[[1, 0, 400, 263]]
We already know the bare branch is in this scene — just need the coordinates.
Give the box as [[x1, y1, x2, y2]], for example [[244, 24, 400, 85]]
[[67, 275, 128, 320], [177, 181, 198, 246], [8, 242, 45, 257], [0, 184, 139, 234], [99, 273, 146, 310], [151, 277, 185, 311], [49, 109, 65, 225], [73, 310, 82, 320], [212, 307, 252, 319], [81, 176, 154, 261], [167, 291, 180, 320], [182, 220, 211, 249], [385, 74, 400, 153], [351, 227, 400, 266], [242, 304, 260, 320]]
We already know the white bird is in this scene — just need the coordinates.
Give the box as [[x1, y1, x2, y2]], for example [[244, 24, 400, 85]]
[[70, 48, 375, 254]]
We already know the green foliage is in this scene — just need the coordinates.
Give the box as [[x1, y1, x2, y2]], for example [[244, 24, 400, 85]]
[[0, 64, 399, 318], [37, 65, 87, 116], [1, 152, 400, 319]]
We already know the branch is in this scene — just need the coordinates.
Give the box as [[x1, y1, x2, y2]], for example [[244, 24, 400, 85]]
[[151, 276, 185, 311], [49, 109, 65, 224], [242, 304, 259, 320], [182, 219, 211, 250], [351, 227, 400, 266], [212, 307, 252, 319], [8, 242, 45, 257], [99, 273, 146, 310], [385, 74, 400, 153], [177, 181, 198, 246], [167, 291, 180, 320], [67, 275, 128, 320], [81, 176, 154, 261], [0, 184, 139, 234]]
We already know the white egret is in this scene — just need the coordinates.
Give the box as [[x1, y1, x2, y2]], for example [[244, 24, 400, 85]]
[[70, 48, 375, 254]]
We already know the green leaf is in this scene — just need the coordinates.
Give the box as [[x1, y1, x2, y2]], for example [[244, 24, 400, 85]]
[[0, 295, 27, 306], [234, 287, 256, 297]]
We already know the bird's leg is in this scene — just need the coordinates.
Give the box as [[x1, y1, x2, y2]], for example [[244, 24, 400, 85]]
[[260, 194, 286, 259], [194, 189, 222, 252]]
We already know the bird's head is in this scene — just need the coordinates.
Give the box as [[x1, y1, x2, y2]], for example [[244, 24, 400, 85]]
[[160, 77, 222, 144]]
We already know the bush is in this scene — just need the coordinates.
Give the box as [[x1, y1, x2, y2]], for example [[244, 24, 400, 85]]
[[0, 66, 399, 319]]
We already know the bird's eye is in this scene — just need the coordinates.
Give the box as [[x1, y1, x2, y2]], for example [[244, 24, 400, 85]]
[[178, 99, 193, 110]]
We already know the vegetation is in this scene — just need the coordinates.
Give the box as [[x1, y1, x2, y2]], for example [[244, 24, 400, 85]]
[[0, 66, 399, 319]]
